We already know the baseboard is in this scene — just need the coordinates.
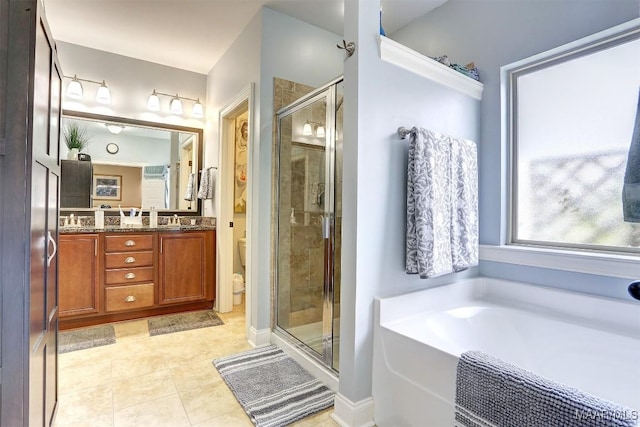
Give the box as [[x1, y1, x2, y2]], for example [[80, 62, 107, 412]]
[[331, 394, 375, 427], [247, 326, 270, 348], [270, 332, 339, 392]]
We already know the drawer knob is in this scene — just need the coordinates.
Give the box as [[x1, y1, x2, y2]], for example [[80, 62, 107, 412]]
[[124, 256, 136, 264], [125, 240, 136, 247], [124, 295, 136, 302], [124, 272, 136, 280]]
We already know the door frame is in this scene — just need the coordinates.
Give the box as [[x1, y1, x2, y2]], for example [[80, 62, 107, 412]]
[[216, 84, 254, 334]]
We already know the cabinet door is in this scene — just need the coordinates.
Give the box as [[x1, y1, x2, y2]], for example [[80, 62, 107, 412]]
[[158, 231, 214, 305], [59, 234, 100, 317]]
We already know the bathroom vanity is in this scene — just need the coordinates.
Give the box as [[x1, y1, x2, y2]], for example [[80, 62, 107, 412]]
[[58, 226, 216, 329]]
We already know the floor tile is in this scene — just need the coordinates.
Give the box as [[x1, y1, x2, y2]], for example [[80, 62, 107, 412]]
[[55, 384, 113, 425], [58, 355, 112, 395], [112, 369, 177, 410], [169, 358, 223, 393], [113, 395, 190, 427], [180, 381, 242, 425], [113, 319, 148, 340]]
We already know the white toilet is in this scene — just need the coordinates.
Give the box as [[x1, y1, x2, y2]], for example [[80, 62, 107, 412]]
[[235, 237, 247, 305], [238, 237, 247, 269]]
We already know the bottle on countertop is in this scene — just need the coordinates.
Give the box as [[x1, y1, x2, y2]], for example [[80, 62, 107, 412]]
[[150, 207, 158, 228], [95, 208, 104, 229]]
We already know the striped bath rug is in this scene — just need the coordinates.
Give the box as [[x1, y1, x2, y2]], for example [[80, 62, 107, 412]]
[[213, 345, 334, 427]]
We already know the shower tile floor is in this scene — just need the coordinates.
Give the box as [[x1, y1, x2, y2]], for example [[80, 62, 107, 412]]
[[54, 303, 339, 427]]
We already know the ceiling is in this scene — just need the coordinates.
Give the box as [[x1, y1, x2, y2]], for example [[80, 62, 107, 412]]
[[44, 0, 447, 75]]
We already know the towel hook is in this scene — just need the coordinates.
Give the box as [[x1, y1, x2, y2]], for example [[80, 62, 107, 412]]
[[337, 40, 356, 59]]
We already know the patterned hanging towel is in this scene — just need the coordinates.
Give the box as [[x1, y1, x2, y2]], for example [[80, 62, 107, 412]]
[[406, 127, 478, 278], [623, 88, 640, 222], [197, 167, 216, 200]]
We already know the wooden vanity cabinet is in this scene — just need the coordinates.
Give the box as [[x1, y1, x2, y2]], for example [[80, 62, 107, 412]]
[[59, 234, 100, 317], [158, 231, 215, 305], [59, 229, 216, 329]]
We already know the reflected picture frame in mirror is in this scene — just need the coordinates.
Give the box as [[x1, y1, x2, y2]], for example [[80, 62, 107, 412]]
[[60, 110, 203, 216]]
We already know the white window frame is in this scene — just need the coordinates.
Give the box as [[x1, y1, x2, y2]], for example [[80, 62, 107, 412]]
[[487, 18, 640, 279]]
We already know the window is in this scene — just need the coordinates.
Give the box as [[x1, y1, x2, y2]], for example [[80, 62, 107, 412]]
[[506, 24, 640, 254]]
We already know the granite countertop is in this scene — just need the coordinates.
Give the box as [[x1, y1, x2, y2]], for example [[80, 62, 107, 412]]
[[59, 224, 216, 234], [59, 215, 216, 234]]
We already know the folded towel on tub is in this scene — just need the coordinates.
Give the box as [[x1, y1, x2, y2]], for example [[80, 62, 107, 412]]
[[455, 351, 638, 427]]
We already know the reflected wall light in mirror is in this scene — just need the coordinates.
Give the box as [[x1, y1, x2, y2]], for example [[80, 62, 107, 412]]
[[64, 74, 112, 104], [147, 89, 204, 118], [303, 120, 325, 137], [105, 124, 124, 134]]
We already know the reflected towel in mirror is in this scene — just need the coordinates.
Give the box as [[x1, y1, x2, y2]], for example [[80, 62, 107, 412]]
[[183, 173, 196, 201]]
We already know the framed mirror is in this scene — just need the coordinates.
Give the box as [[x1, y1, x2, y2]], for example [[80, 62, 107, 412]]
[[60, 110, 203, 216]]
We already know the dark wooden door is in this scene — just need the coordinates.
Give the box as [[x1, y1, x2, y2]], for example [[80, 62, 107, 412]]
[[29, 12, 62, 427], [0, 2, 61, 425], [158, 231, 214, 304]]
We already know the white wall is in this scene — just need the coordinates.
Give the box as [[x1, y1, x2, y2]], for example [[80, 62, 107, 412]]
[[392, 0, 639, 300], [56, 41, 206, 129], [255, 7, 343, 330], [338, 0, 482, 407], [205, 7, 342, 330]]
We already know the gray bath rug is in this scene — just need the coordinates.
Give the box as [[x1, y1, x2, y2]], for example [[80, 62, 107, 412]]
[[213, 345, 334, 427], [58, 324, 116, 354], [148, 310, 224, 336]]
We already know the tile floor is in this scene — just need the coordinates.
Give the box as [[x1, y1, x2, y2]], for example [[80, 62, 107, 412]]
[[54, 303, 339, 427]]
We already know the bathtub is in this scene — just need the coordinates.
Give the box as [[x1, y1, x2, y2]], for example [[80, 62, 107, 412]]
[[372, 277, 640, 427]]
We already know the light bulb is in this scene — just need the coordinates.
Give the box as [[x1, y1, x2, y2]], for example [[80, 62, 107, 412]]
[[316, 125, 325, 138], [303, 122, 312, 136], [105, 124, 124, 134], [147, 90, 160, 111], [169, 95, 183, 115], [95, 80, 111, 104], [192, 99, 204, 118], [66, 75, 83, 99]]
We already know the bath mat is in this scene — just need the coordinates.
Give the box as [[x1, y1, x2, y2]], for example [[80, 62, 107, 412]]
[[148, 310, 224, 336], [213, 345, 334, 427], [58, 324, 116, 354]]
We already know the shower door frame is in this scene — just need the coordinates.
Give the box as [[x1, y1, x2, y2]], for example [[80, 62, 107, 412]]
[[273, 77, 342, 371]]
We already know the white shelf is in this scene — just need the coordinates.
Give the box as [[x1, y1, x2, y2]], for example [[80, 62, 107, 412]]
[[378, 35, 484, 101]]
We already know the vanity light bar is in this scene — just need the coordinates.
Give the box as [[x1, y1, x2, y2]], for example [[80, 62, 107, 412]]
[[147, 90, 204, 118], [63, 75, 112, 104]]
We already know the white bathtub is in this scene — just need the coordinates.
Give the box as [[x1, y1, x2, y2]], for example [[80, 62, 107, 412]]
[[372, 277, 640, 427]]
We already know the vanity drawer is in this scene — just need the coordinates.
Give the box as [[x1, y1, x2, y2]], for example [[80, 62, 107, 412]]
[[105, 234, 154, 252], [105, 251, 154, 269], [105, 283, 154, 312], [105, 266, 154, 285]]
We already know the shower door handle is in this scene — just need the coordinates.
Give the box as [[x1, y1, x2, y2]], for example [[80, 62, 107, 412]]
[[322, 215, 331, 239]]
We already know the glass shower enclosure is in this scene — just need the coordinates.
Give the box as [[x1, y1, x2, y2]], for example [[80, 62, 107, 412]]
[[274, 78, 343, 372]]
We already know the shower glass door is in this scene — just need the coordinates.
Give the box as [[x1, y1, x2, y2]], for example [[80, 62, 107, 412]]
[[275, 79, 341, 371]]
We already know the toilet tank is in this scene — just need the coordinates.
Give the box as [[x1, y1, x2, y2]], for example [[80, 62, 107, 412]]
[[238, 237, 247, 267]]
